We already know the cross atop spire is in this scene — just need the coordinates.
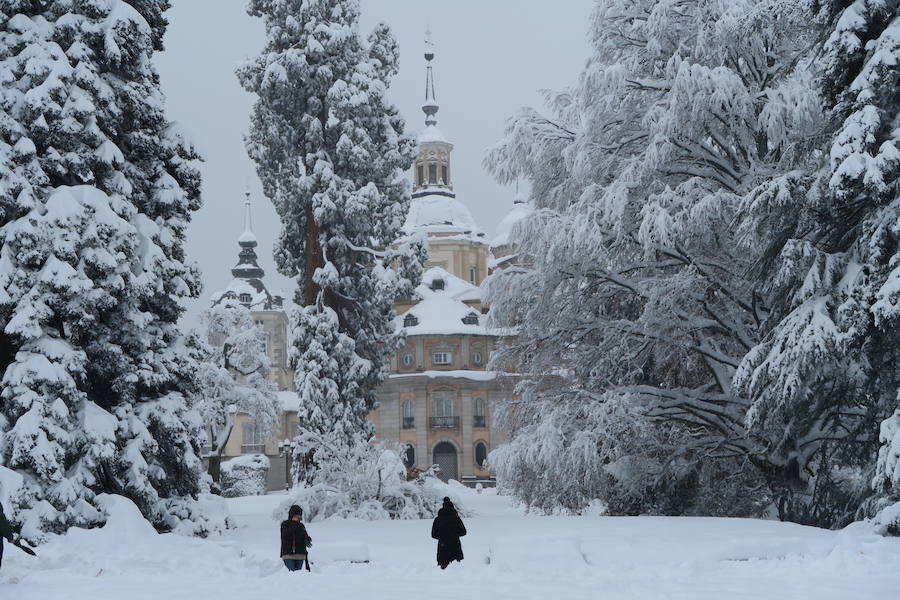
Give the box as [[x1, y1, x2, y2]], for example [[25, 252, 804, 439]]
[[422, 27, 439, 127]]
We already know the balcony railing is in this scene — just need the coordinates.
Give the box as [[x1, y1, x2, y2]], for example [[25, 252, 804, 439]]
[[402, 417, 415, 429], [430, 416, 459, 429], [473, 416, 486, 428]]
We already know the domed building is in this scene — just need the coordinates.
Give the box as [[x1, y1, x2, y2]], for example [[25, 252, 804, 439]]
[[208, 39, 526, 489], [368, 41, 512, 485]]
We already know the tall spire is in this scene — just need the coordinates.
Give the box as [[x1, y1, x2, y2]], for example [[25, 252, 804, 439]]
[[239, 189, 257, 246], [423, 27, 439, 127]]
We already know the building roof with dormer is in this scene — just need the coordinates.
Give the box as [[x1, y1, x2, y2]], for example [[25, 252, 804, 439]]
[[211, 192, 285, 311]]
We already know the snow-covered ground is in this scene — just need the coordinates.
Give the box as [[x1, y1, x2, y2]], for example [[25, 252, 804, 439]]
[[4, 486, 900, 599]]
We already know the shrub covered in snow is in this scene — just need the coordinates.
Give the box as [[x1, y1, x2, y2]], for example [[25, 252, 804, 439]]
[[221, 455, 270, 498], [277, 431, 466, 521]]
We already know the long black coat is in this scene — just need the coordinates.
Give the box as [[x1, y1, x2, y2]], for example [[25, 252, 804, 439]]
[[431, 506, 466, 564], [280, 520, 311, 557]]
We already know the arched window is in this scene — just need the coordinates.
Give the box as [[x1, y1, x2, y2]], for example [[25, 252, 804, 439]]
[[402, 399, 415, 429], [431, 278, 445, 291], [473, 397, 486, 428], [441, 164, 449, 185], [428, 162, 437, 184], [471, 350, 483, 366], [402, 443, 416, 468], [416, 163, 424, 186], [474, 441, 488, 469]]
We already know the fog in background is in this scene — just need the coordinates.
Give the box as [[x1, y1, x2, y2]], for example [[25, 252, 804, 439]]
[[155, 0, 593, 330]]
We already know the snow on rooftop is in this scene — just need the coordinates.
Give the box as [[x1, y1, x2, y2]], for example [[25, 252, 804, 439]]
[[397, 267, 490, 336], [420, 267, 481, 302], [211, 278, 281, 310], [389, 369, 499, 381], [404, 192, 484, 237], [238, 227, 257, 245], [418, 124, 449, 144], [278, 391, 300, 413], [492, 200, 533, 248]]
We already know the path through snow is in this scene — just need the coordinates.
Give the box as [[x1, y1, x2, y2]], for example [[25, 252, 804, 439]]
[[3, 487, 900, 599]]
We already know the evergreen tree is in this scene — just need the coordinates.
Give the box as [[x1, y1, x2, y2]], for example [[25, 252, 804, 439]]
[[0, 0, 204, 539], [735, 0, 900, 526], [238, 0, 422, 453]]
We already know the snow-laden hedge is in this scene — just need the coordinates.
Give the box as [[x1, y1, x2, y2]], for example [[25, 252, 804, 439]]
[[278, 432, 468, 521], [221, 454, 270, 498]]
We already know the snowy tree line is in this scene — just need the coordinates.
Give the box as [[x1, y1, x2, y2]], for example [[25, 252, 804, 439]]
[[0, 0, 219, 540], [485, 0, 900, 530]]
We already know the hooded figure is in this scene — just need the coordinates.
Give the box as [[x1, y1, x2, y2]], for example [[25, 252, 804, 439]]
[[280, 504, 312, 572], [431, 497, 466, 569]]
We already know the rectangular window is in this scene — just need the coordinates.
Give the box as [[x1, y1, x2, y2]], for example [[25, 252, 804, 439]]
[[469, 266, 476, 283], [432, 351, 452, 366], [428, 163, 437, 184], [441, 165, 448, 184], [241, 420, 265, 454], [416, 164, 424, 186]]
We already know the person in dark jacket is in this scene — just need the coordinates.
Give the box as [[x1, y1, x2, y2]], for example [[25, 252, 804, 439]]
[[0, 504, 16, 570], [431, 497, 466, 569], [280, 505, 312, 572]]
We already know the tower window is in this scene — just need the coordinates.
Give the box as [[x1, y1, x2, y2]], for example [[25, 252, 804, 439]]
[[416, 163, 424, 186], [441, 165, 448, 185], [428, 162, 437, 184], [432, 351, 453, 366]]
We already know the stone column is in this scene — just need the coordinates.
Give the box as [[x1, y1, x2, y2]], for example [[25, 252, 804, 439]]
[[416, 387, 429, 470], [461, 388, 473, 479]]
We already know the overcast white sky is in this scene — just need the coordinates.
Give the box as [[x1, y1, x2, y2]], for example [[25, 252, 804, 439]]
[[154, 0, 593, 330]]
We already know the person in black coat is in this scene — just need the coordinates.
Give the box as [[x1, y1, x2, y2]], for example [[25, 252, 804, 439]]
[[431, 497, 466, 569], [0, 504, 14, 570], [280, 505, 312, 572]]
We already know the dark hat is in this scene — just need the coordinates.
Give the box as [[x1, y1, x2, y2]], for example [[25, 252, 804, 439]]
[[288, 504, 303, 518], [442, 497, 453, 508]]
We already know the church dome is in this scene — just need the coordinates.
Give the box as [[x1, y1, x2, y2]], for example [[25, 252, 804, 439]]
[[492, 192, 533, 248], [404, 192, 484, 237]]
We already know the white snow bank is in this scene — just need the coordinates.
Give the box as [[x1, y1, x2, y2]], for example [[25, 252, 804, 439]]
[[5, 490, 900, 600]]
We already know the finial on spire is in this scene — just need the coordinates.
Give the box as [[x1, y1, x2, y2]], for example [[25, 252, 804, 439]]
[[423, 27, 438, 127], [239, 190, 257, 246]]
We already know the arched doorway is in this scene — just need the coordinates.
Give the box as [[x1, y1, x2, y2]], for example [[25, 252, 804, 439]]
[[433, 441, 458, 482]]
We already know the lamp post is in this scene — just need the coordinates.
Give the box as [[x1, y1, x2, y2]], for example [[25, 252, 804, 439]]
[[277, 438, 295, 491]]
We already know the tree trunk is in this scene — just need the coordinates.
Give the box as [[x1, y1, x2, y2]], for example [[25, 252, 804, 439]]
[[207, 454, 222, 483], [303, 204, 324, 306]]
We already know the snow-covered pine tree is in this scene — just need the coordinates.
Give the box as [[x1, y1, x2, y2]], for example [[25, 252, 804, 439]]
[[238, 0, 422, 457], [734, 0, 900, 526], [484, 0, 819, 517], [0, 1, 205, 539], [197, 298, 280, 482]]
